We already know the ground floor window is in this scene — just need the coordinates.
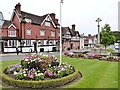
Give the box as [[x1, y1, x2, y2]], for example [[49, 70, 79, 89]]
[[8, 40, 17, 47], [26, 40, 31, 46]]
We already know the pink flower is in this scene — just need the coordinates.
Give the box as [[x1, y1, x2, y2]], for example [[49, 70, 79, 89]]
[[28, 72, 34, 79]]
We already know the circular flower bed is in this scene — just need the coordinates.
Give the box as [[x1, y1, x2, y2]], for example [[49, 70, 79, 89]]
[[5, 54, 75, 81]]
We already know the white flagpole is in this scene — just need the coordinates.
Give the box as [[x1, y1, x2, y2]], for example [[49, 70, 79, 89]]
[[59, 0, 62, 65]]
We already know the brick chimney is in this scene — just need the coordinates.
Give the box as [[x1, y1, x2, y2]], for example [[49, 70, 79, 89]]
[[15, 3, 21, 14], [56, 19, 58, 23], [72, 24, 75, 30], [50, 13, 56, 22]]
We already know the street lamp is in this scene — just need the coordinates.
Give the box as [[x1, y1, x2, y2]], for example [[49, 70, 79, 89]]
[[59, 0, 63, 65], [96, 18, 102, 44]]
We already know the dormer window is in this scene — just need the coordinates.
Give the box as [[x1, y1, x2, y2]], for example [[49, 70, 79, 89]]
[[8, 30, 16, 37], [45, 21, 50, 26], [25, 18, 31, 23]]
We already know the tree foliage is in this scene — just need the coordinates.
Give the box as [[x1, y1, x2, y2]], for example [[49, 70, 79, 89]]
[[100, 24, 116, 49]]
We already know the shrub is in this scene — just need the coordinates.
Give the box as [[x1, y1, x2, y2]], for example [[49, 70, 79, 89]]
[[2, 70, 81, 88], [107, 56, 114, 61]]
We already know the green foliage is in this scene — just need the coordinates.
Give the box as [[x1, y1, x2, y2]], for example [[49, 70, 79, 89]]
[[113, 31, 120, 41], [107, 56, 114, 60], [16, 74, 24, 80], [2, 68, 80, 88], [100, 24, 116, 49], [106, 48, 115, 53], [57, 71, 65, 78]]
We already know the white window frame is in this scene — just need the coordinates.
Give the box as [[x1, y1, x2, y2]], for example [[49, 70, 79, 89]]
[[45, 21, 50, 26], [26, 29, 31, 35], [40, 30, 45, 36], [8, 40, 17, 47], [25, 18, 32, 23], [51, 31, 55, 37], [26, 40, 31, 46], [8, 30, 16, 37]]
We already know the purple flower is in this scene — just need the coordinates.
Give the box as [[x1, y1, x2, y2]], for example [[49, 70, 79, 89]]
[[14, 64, 20, 68]]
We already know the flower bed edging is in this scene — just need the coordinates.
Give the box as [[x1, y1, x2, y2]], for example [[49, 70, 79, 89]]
[[2, 69, 81, 89]]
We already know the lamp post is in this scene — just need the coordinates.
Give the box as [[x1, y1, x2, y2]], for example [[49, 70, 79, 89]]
[[59, 0, 63, 65], [96, 18, 102, 44]]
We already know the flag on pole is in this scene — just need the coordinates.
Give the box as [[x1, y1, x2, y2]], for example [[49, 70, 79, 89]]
[[61, 0, 63, 3]]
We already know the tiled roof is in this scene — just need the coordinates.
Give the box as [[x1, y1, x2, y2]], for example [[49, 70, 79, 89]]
[[70, 29, 80, 37], [2, 20, 11, 28], [21, 11, 47, 25], [20, 11, 58, 25], [62, 27, 70, 35]]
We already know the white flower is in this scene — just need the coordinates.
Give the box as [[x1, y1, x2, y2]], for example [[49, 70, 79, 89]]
[[38, 73, 40, 76], [61, 68, 65, 71], [14, 71, 18, 75], [25, 59, 29, 61], [53, 66, 56, 68], [37, 73, 44, 76], [68, 65, 71, 68], [70, 67, 73, 69], [35, 74, 38, 76], [25, 68, 28, 71], [37, 70, 40, 72], [35, 72, 37, 75], [24, 74, 27, 76], [23, 71, 26, 74], [58, 71, 61, 73], [64, 66, 67, 68], [49, 64, 51, 67], [40, 73, 44, 75]]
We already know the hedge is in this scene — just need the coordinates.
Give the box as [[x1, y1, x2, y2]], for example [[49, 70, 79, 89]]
[[2, 68, 82, 89]]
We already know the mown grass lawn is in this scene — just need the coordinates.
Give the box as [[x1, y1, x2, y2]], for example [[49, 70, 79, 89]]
[[0, 56, 119, 89]]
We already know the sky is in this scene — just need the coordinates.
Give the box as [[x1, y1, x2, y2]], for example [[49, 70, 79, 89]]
[[0, 0, 119, 36]]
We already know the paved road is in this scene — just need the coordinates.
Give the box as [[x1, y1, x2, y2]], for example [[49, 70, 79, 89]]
[[0, 52, 61, 61]]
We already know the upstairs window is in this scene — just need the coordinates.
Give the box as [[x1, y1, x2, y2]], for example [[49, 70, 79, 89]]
[[25, 18, 32, 23], [26, 29, 31, 35], [8, 30, 16, 37], [51, 31, 55, 37], [40, 30, 45, 36], [45, 21, 50, 26]]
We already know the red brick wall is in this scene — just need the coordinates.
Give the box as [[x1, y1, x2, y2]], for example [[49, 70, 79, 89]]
[[0, 28, 7, 37], [22, 21, 59, 40]]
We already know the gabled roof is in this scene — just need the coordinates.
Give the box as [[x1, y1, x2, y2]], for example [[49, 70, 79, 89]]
[[21, 11, 47, 25], [2, 20, 12, 28], [70, 29, 80, 37], [20, 11, 58, 27], [62, 27, 71, 36]]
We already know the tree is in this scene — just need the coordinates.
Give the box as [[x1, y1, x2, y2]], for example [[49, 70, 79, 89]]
[[100, 24, 116, 49], [106, 48, 115, 56]]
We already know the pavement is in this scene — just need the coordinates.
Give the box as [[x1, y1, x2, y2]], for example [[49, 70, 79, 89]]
[[0, 52, 61, 57], [0, 53, 26, 56]]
